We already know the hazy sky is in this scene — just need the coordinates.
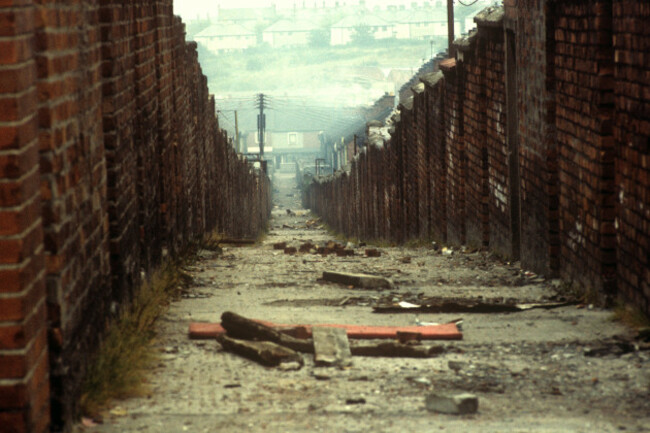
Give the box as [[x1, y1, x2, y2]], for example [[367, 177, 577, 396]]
[[174, 1, 341, 18], [173, 0, 423, 20]]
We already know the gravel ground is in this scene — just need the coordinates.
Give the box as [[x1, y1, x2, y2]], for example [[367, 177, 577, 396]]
[[82, 167, 650, 433]]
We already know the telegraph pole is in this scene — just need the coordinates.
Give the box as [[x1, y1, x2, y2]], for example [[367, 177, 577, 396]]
[[234, 110, 240, 153], [256, 93, 266, 157], [447, 0, 455, 58]]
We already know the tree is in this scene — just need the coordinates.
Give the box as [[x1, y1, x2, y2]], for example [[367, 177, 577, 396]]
[[309, 28, 331, 48], [350, 24, 374, 45]]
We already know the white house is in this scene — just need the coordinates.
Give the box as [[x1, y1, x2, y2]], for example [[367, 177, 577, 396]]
[[262, 19, 319, 48], [194, 23, 257, 54], [330, 13, 394, 45]]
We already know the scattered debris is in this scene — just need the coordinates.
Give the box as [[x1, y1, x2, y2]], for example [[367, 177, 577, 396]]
[[345, 398, 366, 405], [322, 271, 393, 289], [425, 392, 479, 414], [284, 247, 297, 254], [217, 335, 304, 368], [220, 311, 314, 353], [218, 238, 256, 245], [273, 242, 287, 250], [448, 360, 466, 374], [189, 318, 462, 340], [286, 209, 296, 216], [351, 342, 445, 358], [399, 256, 412, 264], [374, 296, 578, 314], [396, 330, 421, 344], [313, 327, 353, 367], [582, 336, 650, 357], [299, 242, 315, 252], [365, 248, 381, 257], [335, 249, 355, 257], [224, 383, 241, 388]]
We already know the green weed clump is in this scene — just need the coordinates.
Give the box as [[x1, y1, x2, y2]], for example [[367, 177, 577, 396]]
[[79, 259, 193, 417], [611, 301, 650, 330]]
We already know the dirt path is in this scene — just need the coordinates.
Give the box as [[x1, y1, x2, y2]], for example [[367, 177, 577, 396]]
[[86, 165, 649, 433]]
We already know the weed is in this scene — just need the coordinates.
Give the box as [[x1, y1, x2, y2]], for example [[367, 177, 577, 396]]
[[611, 301, 650, 330], [79, 259, 192, 417]]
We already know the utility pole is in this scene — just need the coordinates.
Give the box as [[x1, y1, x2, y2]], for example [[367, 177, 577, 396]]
[[256, 93, 266, 158], [447, 0, 455, 58], [234, 110, 240, 153]]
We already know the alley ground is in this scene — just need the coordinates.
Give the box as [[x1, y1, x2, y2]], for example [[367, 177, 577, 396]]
[[86, 165, 649, 433]]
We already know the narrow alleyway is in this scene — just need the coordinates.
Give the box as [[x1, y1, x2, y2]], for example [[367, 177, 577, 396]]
[[87, 165, 649, 433]]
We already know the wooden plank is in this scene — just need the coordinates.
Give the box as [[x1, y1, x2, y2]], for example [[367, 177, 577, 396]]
[[189, 320, 462, 341], [322, 271, 393, 289], [217, 335, 303, 368]]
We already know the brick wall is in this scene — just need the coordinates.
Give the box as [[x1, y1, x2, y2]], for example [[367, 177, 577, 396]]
[[508, 0, 560, 276], [0, 3, 50, 432], [480, 23, 512, 259], [422, 71, 447, 243], [613, 0, 650, 313], [306, 1, 649, 317], [555, 0, 616, 300], [441, 59, 466, 247], [0, 1, 271, 431], [33, 1, 111, 427], [458, 32, 489, 249]]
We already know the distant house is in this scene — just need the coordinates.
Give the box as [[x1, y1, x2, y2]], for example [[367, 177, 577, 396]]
[[262, 19, 319, 48], [400, 8, 454, 39], [194, 23, 257, 54], [217, 7, 278, 26], [330, 13, 394, 45]]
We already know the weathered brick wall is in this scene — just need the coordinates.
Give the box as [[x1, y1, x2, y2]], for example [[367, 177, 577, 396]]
[[613, 0, 650, 313], [441, 59, 466, 247], [412, 84, 430, 240], [555, 0, 617, 300], [507, 0, 560, 276], [458, 33, 489, 249], [422, 71, 447, 243], [0, 1, 271, 431], [0, 3, 50, 432], [306, 1, 649, 316], [33, 1, 111, 428], [482, 25, 512, 258]]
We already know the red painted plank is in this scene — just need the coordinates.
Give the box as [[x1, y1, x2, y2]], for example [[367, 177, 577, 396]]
[[189, 320, 462, 340]]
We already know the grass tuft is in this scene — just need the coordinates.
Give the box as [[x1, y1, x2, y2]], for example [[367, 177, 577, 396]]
[[611, 301, 650, 330], [79, 258, 193, 418]]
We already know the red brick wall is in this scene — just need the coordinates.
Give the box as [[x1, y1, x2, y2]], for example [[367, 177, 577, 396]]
[[613, 0, 650, 313], [0, 1, 271, 430], [422, 72, 447, 243], [32, 0, 110, 428], [307, 1, 649, 316], [0, 3, 50, 432], [555, 0, 616, 300], [441, 60, 466, 247], [459, 34, 489, 249], [483, 27, 512, 258], [509, 0, 560, 276]]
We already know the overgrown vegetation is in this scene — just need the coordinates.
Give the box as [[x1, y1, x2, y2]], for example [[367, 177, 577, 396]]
[[611, 301, 650, 330], [79, 246, 199, 417]]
